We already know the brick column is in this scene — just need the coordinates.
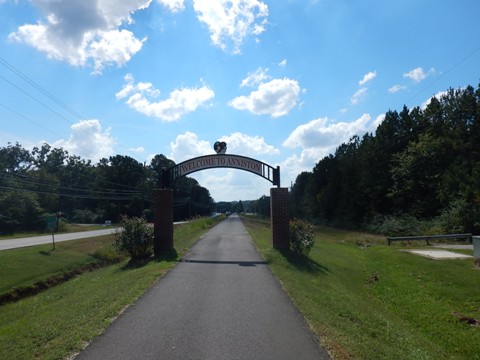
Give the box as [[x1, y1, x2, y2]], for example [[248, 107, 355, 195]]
[[154, 189, 174, 256], [270, 187, 290, 250]]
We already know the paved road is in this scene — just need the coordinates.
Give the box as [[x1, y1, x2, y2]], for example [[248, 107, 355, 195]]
[[0, 229, 118, 251], [75, 215, 329, 360]]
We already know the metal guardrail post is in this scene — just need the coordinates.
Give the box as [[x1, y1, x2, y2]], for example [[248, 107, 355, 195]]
[[473, 236, 480, 266]]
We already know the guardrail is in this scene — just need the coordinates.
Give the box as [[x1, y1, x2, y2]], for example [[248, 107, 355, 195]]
[[387, 233, 472, 246]]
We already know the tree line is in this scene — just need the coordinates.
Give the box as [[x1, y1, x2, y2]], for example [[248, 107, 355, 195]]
[[291, 83, 480, 235], [0, 144, 213, 234]]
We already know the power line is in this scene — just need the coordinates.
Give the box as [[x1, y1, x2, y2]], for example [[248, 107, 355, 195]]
[[0, 185, 147, 202], [0, 57, 146, 163], [405, 45, 480, 104], [0, 57, 85, 120], [0, 73, 75, 126], [0, 101, 63, 138], [2, 173, 142, 196]]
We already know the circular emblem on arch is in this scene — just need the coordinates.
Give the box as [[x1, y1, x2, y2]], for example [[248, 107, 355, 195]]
[[214, 141, 227, 154]]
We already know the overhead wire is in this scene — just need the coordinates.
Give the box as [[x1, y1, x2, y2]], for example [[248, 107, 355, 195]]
[[0, 56, 84, 120], [1, 173, 142, 196], [0, 73, 76, 126], [0, 56, 149, 168], [0, 185, 142, 201], [0, 102, 64, 138]]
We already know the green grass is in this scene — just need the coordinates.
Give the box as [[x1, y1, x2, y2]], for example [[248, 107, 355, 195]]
[[242, 218, 480, 360], [0, 261, 171, 360], [0, 235, 119, 298], [0, 216, 223, 360]]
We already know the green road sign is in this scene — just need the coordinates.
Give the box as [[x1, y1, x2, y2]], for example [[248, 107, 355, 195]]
[[46, 216, 57, 230]]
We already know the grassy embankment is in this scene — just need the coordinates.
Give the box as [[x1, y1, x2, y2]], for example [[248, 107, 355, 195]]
[[0, 216, 221, 360], [241, 217, 480, 360]]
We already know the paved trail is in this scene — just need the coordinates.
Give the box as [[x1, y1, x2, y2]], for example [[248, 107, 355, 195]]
[[75, 215, 329, 360]]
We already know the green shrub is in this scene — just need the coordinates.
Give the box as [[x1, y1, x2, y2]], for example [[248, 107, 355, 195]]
[[289, 219, 315, 257], [368, 213, 421, 236], [113, 216, 153, 261]]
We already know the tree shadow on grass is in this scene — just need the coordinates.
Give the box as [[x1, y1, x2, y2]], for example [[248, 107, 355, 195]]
[[155, 248, 178, 262], [121, 249, 180, 270], [279, 249, 330, 275], [121, 258, 151, 270]]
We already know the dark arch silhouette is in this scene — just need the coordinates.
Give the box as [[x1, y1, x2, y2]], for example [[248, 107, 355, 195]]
[[153, 154, 289, 256], [160, 154, 280, 188]]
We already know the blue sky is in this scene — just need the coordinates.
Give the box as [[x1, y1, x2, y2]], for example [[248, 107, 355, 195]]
[[1, 0, 479, 201]]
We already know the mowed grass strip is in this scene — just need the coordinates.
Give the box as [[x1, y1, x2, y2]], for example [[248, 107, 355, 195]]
[[242, 218, 480, 360], [0, 216, 223, 360], [0, 235, 118, 298]]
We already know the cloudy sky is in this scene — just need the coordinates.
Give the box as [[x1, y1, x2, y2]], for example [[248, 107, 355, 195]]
[[1, 0, 479, 201]]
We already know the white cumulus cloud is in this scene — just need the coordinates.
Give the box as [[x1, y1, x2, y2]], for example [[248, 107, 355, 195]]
[[53, 119, 115, 163], [359, 71, 377, 86], [281, 113, 383, 187], [229, 78, 301, 118], [158, 0, 185, 13], [218, 132, 279, 156], [283, 114, 372, 150], [388, 84, 407, 93], [421, 90, 448, 109], [116, 74, 215, 122], [192, 0, 269, 54], [169, 131, 212, 162], [8, 0, 152, 74], [403, 67, 435, 83]]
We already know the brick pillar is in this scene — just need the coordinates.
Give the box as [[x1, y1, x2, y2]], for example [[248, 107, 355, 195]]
[[270, 187, 290, 250], [154, 189, 174, 256]]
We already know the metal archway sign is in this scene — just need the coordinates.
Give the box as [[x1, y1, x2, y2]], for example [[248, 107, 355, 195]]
[[160, 154, 280, 188]]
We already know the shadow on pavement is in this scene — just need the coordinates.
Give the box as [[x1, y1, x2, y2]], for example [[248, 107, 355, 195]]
[[180, 259, 267, 267]]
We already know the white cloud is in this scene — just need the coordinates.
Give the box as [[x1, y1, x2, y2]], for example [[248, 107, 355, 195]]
[[359, 71, 376, 86], [116, 74, 215, 121], [403, 67, 435, 83], [129, 146, 145, 153], [218, 132, 279, 156], [373, 113, 385, 128], [240, 67, 270, 87], [8, 0, 151, 74], [281, 113, 384, 187], [281, 147, 327, 186], [350, 87, 368, 105], [192, 0, 269, 54], [283, 114, 372, 150], [169, 131, 212, 162], [388, 84, 407, 93], [421, 90, 448, 109], [53, 119, 115, 163], [169, 131, 279, 162], [229, 78, 301, 118], [158, 0, 185, 13]]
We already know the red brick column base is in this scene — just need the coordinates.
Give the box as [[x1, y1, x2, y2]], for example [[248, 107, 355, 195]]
[[154, 189, 174, 256], [270, 187, 290, 250]]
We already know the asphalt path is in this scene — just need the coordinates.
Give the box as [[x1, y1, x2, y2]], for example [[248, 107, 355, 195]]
[[75, 215, 329, 360], [0, 228, 118, 251]]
